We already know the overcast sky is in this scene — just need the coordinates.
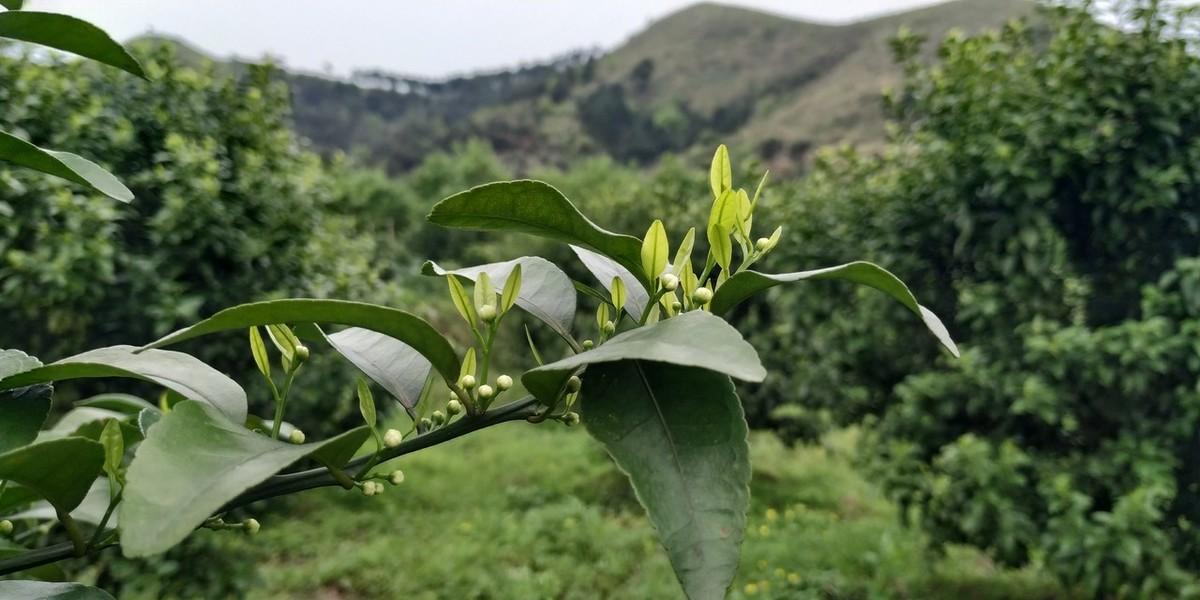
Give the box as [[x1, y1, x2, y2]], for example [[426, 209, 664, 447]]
[[33, 0, 954, 78]]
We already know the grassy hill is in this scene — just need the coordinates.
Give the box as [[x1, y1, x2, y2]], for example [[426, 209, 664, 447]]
[[135, 0, 1033, 174]]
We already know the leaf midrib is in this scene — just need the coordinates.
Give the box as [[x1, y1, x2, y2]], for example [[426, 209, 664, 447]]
[[634, 360, 699, 539]]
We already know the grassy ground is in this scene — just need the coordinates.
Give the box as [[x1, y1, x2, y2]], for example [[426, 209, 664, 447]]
[[208, 420, 1070, 599]]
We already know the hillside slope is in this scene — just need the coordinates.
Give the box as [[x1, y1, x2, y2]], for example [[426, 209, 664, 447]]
[[135, 0, 1033, 173]]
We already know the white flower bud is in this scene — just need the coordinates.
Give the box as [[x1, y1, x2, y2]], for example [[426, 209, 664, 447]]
[[288, 429, 306, 444], [0, 520, 11, 535], [389, 470, 406, 486], [477, 385, 495, 400], [496, 374, 513, 391], [582, 339, 594, 350], [361, 481, 377, 497], [383, 428, 403, 448], [243, 518, 261, 535], [447, 399, 464, 415], [602, 320, 616, 335], [419, 417, 432, 430], [755, 237, 770, 252], [692, 287, 713, 304], [431, 410, 446, 426], [478, 304, 497, 323], [671, 301, 683, 312], [460, 375, 477, 389], [566, 376, 582, 393], [294, 344, 310, 362], [659, 273, 679, 291], [562, 412, 580, 426]]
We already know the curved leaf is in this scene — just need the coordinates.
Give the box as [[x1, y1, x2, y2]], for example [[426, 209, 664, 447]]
[[317, 326, 431, 415], [584, 361, 749, 600], [0, 131, 134, 201], [423, 256, 576, 339], [571, 245, 650, 319], [0, 438, 103, 513], [0, 345, 248, 425], [140, 299, 460, 385], [0, 581, 115, 600], [0, 384, 51, 454], [120, 401, 371, 557], [0, 11, 146, 78], [709, 262, 960, 357], [76, 393, 155, 415], [522, 311, 765, 405], [428, 180, 649, 287], [6, 478, 116, 528]]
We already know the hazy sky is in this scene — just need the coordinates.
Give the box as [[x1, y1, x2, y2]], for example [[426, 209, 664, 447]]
[[33, 0, 952, 78]]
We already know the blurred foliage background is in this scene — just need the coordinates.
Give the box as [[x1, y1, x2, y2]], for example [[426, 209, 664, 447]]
[[6, 0, 1200, 597]]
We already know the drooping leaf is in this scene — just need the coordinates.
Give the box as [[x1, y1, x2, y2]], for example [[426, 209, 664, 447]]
[[0, 130, 133, 202], [428, 180, 648, 287], [316, 326, 431, 414], [709, 144, 732, 198], [571, 245, 650, 319], [0, 348, 40, 379], [0, 438, 103, 513], [522, 311, 765, 405], [139, 299, 461, 385], [641, 219, 669, 281], [0, 581, 115, 600], [0, 11, 146, 78], [0, 384, 51, 454], [708, 262, 959, 357], [424, 257, 575, 339], [5, 478, 116, 528], [76, 393, 154, 415], [120, 401, 370, 557], [0, 345, 248, 425], [583, 361, 750, 600]]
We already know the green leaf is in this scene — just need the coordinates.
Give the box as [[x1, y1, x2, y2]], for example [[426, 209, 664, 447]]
[[6, 478, 116, 527], [707, 189, 739, 234], [524, 324, 545, 366], [0, 1, 23, 10], [0, 345, 248, 425], [316, 326, 431, 414], [265, 324, 299, 365], [641, 219, 669, 281], [583, 361, 749, 600], [596, 302, 610, 333], [136, 408, 160, 437], [249, 326, 271, 379], [707, 224, 732, 272], [140, 299, 461, 386], [0, 581, 115, 600], [611, 276, 628, 313], [522, 311, 765, 405], [474, 271, 494, 312], [428, 180, 648, 288], [0, 11, 146, 78], [0, 384, 51, 454], [709, 262, 959, 357], [571, 245, 649, 318], [100, 419, 123, 482], [76, 393, 154, 415], [673, 227, 696, 274], [120, 401, 370, 557], [357, 378, 377, 429], [0, 129, 133, 202], [750, 170, 768, 210], [424, 257, 574, 339], [446, 275, 478, 329], [0, 348, 41, 379], [500, 264, 522, 313], [0, 438, 103, 513], [709, 144, 732, 198]]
